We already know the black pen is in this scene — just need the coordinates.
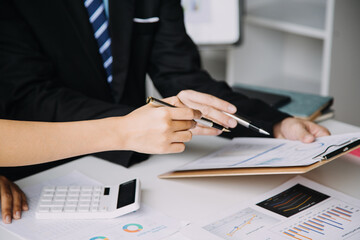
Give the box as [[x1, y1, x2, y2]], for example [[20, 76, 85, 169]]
[[146, 97, 230, 132], [223, 112, 270, 135]]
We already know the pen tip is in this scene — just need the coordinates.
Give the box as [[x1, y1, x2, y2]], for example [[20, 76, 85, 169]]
[[223, 128, 231, 133], [260, 129, 270, 135]]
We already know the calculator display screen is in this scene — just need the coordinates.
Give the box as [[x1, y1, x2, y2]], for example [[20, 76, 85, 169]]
[[117, 179, 136, 208]]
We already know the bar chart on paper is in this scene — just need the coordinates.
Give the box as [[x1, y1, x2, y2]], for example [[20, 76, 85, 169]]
[[271, 199, 360, 240], [203, 208, 279, 240]]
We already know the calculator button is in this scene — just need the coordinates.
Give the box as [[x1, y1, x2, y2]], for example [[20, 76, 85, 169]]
[[55, 191, 67, 196], [64, 206, 76, 212], [93, 191, 101, 196], [56, 186, 68, 191], [54, 196, 66, 202], [81, 186, 93, 191], [79, 196, 91, 201], [51, 207, 63, 212], [69, 186, 81, 191], [42, 191, 54, 197], [92, 196, 100, 201], [43, 186, 56, 191], [68, 191, 79, 196], [52, 202, 65, 207], [66, 196, 78, 201], [41, 196, 53, 202], [80, 191, 92, 196], [39, 202, 53, 207], [79, 201, 91, 207], [38, 207, 50, 212], [78, 206, 89, 212], [65, 202, 77, 207]]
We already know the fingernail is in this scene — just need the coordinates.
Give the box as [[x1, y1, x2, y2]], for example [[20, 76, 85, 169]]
[[15, 211, 21, 219], [228, 105, 237, 113], [228, 118, 237, 128], [5, 215, 11, 224]]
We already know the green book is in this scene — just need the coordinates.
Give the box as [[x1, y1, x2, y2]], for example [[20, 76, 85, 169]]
[[233, 84, 334, 121]]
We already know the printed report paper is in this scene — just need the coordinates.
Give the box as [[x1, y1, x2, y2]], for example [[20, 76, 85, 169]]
[[181, 176, 360, 240]]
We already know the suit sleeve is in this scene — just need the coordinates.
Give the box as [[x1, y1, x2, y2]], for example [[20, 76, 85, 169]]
[[148, 0, 290, 137], [0, 0, 133, 122]]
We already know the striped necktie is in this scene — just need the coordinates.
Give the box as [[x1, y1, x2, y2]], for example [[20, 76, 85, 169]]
[[84, 0, 113, 83]]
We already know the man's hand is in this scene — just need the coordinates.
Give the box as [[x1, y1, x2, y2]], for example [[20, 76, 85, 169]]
[[175, 90, 238, 135], [273, 117, 331, 143], [0, 176, 28, 224]]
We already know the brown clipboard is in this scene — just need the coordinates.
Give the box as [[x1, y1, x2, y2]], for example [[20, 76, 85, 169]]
[[159, 141, 360, 179]]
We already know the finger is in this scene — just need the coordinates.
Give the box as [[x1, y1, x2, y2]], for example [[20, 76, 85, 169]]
[[190, 125, 222, 136], [168, 143, 186, 153], [168, 108, 202, 120], [161, 96, 186, 108], [171, 120, 196, 132], [10, 185, 23, 220], [0, 181, 13, 224], [295, 123, 316, 143], [183, 102, 237, 128], [307, 121, 331, 137], [21, 192, 29, 211], [171, 131, 193, 143], [178, 90, 237, 113]]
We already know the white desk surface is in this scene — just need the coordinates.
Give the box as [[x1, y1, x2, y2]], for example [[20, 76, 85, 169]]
[[1, 119, 360, 239]]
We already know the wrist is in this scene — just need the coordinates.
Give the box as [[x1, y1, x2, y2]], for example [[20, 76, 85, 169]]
[[105, 116, 131, 151]]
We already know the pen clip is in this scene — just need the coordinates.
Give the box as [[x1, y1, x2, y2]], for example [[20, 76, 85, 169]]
[[312, 138, 360, 160]]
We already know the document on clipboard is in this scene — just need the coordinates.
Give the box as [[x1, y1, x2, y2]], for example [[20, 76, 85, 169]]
[[159, 132, 360, 178]]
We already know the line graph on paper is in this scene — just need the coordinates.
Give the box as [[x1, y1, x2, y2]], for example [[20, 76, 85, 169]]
[[257, 184, 330, 218], [226, 214, 257, 237], [203, 208, 279, 240]]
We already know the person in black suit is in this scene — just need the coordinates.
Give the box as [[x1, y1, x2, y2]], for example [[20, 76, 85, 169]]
[[0, 0, 330, 223]]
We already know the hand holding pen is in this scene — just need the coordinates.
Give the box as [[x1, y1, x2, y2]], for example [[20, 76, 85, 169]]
[[147, 97, 230, 132], [148, 90, 270, 136]]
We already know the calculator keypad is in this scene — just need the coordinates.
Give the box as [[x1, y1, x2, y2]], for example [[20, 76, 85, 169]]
[[38, 186, 105, 213]]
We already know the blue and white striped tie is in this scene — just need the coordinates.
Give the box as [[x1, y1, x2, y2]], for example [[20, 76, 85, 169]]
[[84, 0, 113, 83]]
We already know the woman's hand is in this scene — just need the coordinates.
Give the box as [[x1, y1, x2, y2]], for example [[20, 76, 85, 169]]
[[274, 117, 331, 143], [0, 176, 28, 224], [116, 96, 201, 154], [175, 90, 238, 136]]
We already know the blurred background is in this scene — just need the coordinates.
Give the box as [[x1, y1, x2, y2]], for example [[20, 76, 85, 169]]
[[148, 0, 360, 126]]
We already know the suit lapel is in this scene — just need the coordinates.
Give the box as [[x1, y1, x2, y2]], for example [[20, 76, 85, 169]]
[[13, 0, 113, 100], [108, 0, 136, 102]]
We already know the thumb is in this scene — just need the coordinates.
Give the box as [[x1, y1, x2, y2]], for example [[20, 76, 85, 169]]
[[298, 126, 315, 143]]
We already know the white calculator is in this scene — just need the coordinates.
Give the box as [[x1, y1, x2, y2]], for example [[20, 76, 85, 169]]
[[35, 179, 140, 219]]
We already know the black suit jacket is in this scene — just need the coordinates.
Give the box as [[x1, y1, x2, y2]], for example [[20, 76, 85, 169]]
[[0, 0, 289, 180]]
